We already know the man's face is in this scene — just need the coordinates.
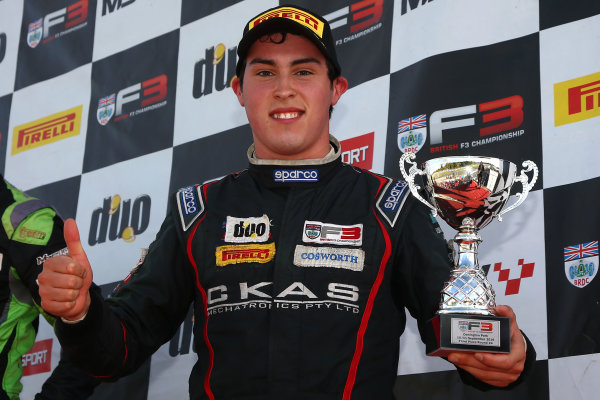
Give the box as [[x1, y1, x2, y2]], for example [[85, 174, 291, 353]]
[[232, 33, 347, 160]]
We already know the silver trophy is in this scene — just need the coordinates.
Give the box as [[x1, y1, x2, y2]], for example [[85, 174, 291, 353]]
[[399, 153, 538, 356]]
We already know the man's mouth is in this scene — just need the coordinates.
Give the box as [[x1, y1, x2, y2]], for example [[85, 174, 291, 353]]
[[271, 111, 301, 120]]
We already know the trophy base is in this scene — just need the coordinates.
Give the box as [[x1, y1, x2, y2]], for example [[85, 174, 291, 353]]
[[425, 314, 511, 357]]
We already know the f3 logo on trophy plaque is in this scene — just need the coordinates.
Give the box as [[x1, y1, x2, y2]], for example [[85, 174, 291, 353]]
[[399, 153, 538, 356]]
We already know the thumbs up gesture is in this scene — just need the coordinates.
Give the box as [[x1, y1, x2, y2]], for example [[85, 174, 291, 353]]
[[39, 219, 93, 322]]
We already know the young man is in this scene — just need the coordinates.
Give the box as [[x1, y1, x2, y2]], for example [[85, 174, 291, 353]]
[[38, 5, 535, 399], [0, 177, 99, 399]]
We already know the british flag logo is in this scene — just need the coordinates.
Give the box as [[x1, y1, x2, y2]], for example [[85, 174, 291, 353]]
[[564, 241, 598, 261], [97, 94, 116, 125], [27, 19, 43, 48], [397, 114, 427, 133]]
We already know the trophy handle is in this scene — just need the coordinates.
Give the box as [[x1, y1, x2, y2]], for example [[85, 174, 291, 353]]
[[497, 160, 538, 221], [399, 152, 438, 217]]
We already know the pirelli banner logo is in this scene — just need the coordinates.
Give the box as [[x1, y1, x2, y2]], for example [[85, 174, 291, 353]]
[[554, 71, 600, 126], [216, 243, 276, 267], [11, 105, 82, 155], [249, 7, 324, 38]]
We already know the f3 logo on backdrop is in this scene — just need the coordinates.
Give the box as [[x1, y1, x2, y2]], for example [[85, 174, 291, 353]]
[[383, 33, 543, 184], [16, 0, 96, 90], [83, 30, 178, 173]]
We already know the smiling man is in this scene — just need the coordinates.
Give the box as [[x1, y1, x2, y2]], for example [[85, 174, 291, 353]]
[[38, 5, 535, 399]]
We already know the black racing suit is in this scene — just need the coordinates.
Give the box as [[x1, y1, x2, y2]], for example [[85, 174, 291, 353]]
[[56, 138, 535, 399], [0, 177, 99, 399]]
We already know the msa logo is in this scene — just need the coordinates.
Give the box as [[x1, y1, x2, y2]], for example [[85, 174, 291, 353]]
[[429, 94, 525, 153], [554, 72, 600, 126], [22, 339, 52, 376], [0, 33, 6, 63], [27, 0, 88, 48], [303, 221, 362, 246], [340, 132, 374, 169], [12, 105, 82, 155], [193, 44, 237, 99], [400, 0, 434, 15], [97, 74, 168, 124], [102, 0, 136, 16], [482, 259, 535, 295], [88, 194, 151, 246], [324, 0, 384, 44], [225, 215, 270, 243]]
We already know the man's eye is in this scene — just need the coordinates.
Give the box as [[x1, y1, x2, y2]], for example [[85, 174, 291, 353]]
[[257, 70, 273, 77], [296, 70, 312, 76]]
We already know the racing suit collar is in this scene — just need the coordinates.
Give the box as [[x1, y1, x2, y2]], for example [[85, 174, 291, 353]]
[[247, 135, 342, 188]]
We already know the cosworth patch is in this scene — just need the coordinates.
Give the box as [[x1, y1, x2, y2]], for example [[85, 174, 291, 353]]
[[375, 179, 410, 227], [216, 243, 276, 267], [293, 245, 365, 271], [224, 215, 270, 243], [176, 185, 204, 231], [302, 221, 362, 246]]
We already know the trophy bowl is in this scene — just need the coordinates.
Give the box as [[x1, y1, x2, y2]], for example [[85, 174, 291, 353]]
[[399, 153, 538, 356]]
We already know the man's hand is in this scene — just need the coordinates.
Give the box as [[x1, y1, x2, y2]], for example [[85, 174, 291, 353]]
[[447, 305, 527, 387], [39, 219, 93, 322]]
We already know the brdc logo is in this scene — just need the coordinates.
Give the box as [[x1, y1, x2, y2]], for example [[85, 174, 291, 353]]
[[88, 194, 151, 246], [193, 43, 237, 99], [564, 240, 598, 288]]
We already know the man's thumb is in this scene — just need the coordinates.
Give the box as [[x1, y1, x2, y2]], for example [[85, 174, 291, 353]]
[[64, 218, 90, 269]]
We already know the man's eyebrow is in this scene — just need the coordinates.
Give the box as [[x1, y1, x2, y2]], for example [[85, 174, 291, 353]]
[[247, 57, 322, 67]]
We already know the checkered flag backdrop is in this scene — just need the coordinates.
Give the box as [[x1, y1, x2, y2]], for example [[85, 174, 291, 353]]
[[0, 0, 598, 399]]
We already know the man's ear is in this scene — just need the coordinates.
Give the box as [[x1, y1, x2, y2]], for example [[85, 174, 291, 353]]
[[331, 76, 348, 106], [231, 76, 245, 107]]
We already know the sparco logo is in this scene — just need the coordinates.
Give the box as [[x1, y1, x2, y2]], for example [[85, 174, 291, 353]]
[[97, 74, 168, 124], [429, 94, 525, 153], [193, 44, 237, 99], [324, 0, 384, 44], [27, 0, 88, 48], [102, 0, 136, 16], [179, 186, 198, 216], [383, 180, 408, 211], [88, 194, 151, 245], [273, 169, 319, 183]]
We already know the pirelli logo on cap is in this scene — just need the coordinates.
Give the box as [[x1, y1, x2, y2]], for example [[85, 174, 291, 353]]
[[12, 105, 82, 155], [216, 243, 276, 267], [249, 7, 324, 38]]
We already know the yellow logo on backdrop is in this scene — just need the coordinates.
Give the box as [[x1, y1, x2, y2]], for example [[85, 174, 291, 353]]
[[12, 105, 82, 155], [554, 72, 600, 126]]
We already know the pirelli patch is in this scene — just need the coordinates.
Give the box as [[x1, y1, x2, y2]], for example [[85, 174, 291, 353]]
[[216, 243, 276, 267], [375, 179, 410, 228], [176, 185, 204, 231]]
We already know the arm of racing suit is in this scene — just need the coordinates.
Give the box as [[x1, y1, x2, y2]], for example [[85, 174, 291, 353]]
[[54, 205, 196, 380], [393, 197, 536, 390]]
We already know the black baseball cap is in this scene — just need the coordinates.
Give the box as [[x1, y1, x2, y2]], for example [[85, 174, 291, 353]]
[[236, 5, 341, 78]]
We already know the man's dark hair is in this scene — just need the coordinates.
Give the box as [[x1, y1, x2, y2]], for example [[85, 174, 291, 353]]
[[237, 32, 340, 118]]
